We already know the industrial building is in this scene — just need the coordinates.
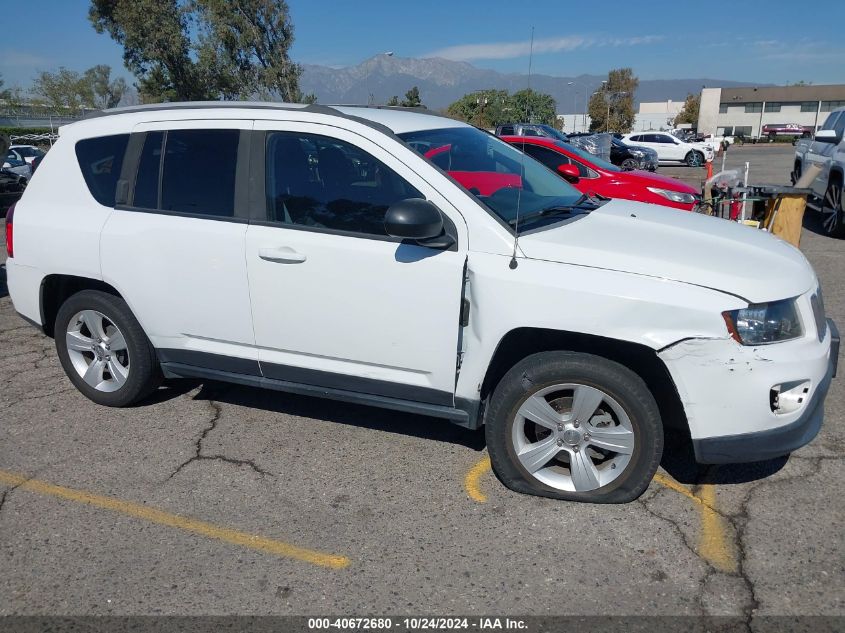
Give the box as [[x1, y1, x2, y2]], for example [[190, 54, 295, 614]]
[[697, 84, 845, 139], [557, 100, 683, 134]]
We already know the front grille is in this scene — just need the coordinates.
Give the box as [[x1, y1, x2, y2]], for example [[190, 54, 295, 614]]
[[811, 288, 827, 341]]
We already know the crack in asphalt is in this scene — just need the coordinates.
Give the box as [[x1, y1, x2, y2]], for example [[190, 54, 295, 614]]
[[635, 494, 710, 616], [642, 455, 838, 626], [168, 397, 272, 480], [0, 473, 35, 517]]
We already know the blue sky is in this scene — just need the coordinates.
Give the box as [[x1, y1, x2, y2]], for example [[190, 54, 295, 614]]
[[2, 0, 843, 90]]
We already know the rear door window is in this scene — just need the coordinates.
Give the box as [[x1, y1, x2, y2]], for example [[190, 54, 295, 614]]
[[75, 134, 130, 207], [133, 131, 163, 209], [522, 144, 569, 171], [130, 129, 240, 218]]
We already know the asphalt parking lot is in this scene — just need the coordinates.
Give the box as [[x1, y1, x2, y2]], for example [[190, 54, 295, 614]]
[[0, 144, 842, 621]]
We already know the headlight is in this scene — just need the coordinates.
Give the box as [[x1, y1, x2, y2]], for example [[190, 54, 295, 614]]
[[629, 149, 645, 157], [646, 187, 696, 204], [722, 299, 803, 345]]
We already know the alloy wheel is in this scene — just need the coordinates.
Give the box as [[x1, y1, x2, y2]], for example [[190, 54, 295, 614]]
[[511, 383, 635, 492], [822, 183, 843, 236], [65, 309, 130, 392]]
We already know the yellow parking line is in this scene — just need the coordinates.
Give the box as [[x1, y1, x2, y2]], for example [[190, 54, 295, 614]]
[[696, 483, 737, 574], [465, 456, 492, 503], [0, 469, 350, 570], [653, 472, 737, 573]]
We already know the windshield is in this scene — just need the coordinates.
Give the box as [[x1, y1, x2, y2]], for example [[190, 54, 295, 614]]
[[399, 126, 584, 228], [15, 146, 43, 158]]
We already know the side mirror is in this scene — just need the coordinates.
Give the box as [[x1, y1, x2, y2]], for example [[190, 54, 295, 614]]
[[815, 129, 839, 144], [384, 198, 445, 242], [557, 163, 580, 182]]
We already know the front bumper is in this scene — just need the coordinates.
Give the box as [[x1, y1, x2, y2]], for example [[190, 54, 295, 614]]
[[693, 319, 838, 463], [660, 318, 838, 464]]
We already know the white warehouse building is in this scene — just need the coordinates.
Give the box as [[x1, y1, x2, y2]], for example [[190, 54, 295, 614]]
[[697, 84, 845, 139], [557, 100, 684, 134]]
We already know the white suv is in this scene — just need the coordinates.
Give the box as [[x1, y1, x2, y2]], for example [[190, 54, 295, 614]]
[[622, 132, 714, 167], [5, 102, 838, 503]]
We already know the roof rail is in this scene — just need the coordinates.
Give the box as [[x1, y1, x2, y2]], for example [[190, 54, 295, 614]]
[[79, 101, 416, 136]]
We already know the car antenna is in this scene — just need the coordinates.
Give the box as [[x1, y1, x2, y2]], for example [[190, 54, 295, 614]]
[[509, 26, 534, 270]]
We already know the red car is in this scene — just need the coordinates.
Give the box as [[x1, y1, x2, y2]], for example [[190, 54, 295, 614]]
[[502, 136, 700, 211]]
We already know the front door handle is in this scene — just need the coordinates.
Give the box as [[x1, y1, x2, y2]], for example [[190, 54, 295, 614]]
[[258, 246, 307, 264]]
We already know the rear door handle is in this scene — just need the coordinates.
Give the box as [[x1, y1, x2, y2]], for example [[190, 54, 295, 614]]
[[258, 246, 307, 264]]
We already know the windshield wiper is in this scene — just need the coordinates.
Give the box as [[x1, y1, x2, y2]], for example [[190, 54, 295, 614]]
[[507, 193, 604, 227]]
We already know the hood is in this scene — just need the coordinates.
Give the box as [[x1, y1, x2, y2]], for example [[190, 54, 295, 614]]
[[518, 199, 814, 304], [621, 170, 697, 193], [625, 144, 658, 157]]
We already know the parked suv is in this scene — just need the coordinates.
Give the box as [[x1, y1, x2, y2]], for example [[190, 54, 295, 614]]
[[622, 132, 714, 167], [793, 107, 845, 237], [6, 103, 837, 503]]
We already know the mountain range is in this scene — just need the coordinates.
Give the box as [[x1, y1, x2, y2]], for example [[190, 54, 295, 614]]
[[300, 55, 764, 112]]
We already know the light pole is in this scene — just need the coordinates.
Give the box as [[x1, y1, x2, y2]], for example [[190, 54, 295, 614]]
[[475, 92, 490, 128], [567, 82, 577, 132], [366, 51, 394, 105]]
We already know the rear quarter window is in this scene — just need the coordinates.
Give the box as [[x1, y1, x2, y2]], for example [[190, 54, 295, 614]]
[[75, 134, 130, 207]]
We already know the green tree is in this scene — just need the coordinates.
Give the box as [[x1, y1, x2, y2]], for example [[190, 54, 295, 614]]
[[300, 92, 317, 104], [193, 0, 302, 101], [447, 89, 510, 128], [0, 73, 9, 100], [32, 67, 85, 108], [588, 67, 638, 133], [386, 95, 400, 106], [82, 65, 128, 108], [89, 0, 199, 102], [674, 93, 700, 126], [400, 86, 421, 108], [509, 89, 557, 125], [32, 65, 127, 109], [447, 89, 556, 128], [88, 0, 301, 102]]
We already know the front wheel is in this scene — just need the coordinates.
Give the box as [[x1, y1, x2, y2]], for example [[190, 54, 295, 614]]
[[55, 290, 161, 406], [791, 162, 802, 185], [620, 158, 639, 170], [685, 151, 704, 167], [821, 179, 845, 238], [485, 351, 663, 503]]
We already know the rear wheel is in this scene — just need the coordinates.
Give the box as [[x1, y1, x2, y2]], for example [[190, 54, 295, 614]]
[[485, 351, 663, 503], [685, 151, 704, 167], [821, 178, 845, 238], [55, 290, 160, 406]]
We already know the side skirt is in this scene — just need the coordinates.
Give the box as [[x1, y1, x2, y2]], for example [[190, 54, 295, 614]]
[[161, 361, 480, 428]]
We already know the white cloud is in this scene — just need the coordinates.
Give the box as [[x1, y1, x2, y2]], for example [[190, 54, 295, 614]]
[[0, 51, 52, 69], [424, 34, 662, 62]]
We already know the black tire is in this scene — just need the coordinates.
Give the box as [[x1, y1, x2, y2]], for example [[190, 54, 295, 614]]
[[791, 161, 801, 186], [55, 290, 160, 406], [620, 158, 639, 170], [485, 351, 663, 504], [684, 151, 704, 167], [821, 178, 845, 239], [768, 132, 776, 142]]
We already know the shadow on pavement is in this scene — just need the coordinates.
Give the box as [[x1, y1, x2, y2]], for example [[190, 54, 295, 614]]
[[0, 263, 8, 299], [159, 378, 487, 451], [661, 428, 787, 486]]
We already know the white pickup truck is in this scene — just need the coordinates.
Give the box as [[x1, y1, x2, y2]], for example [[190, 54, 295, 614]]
[[793, 106, 845, 237]]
